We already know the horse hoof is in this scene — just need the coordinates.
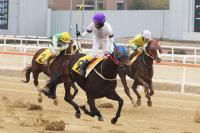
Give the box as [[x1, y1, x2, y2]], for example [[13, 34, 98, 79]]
[[38, 97, 42, 103], [111, 118, 117, 124], [147, 101, 152, 107], [150, 90, 154, 96], [136, 100, 141, 106], [75, 112, 81, 119], [98, 116, 104, 121], [53, 100, 58, 106], [131, 100, 137, 107]]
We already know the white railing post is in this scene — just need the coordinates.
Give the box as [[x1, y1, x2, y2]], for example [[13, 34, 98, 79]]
[[194, 49, 197, 64], [181, 56, 187, 94], [172, 48, 174, 62], [3, 38, 6, 52], [20, 39, 23, 52], [37, 40, 39, 46]]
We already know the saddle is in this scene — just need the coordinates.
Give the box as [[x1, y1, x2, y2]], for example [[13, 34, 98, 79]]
[[72, 55, 104, 78], [129, 50, 142, 65]]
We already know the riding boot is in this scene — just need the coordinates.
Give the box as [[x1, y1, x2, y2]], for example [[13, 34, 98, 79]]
[[79, 59, 90, 76]]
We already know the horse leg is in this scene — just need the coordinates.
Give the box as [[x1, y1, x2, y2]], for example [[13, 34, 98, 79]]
[[64, 81, 81, 119], [137, 78, 152, 107], [80, 95, 103, 121], [32, 71, 42, 103], [52, 86, 58, 106], [106, 91, 123, 124], [41, 75, 61, 99], [132, 80, 141, 106], [118, 72, 135, 106], [149, 80, 154, 96], [71, 83, 78, 99], [144, 87, 152, 107]]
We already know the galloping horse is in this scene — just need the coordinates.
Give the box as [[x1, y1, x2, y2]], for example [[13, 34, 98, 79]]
[[42, 44, 128, 124], [118, 40, 162, 107], [22, 41, 80, 105]]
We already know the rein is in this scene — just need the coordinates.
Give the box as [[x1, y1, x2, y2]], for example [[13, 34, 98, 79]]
[[104, 52, 119, 65], [142, 47, 154, 66], [144, 46, 154, 59], [92, 52, 118, 81], [93, 68, 117, 81]]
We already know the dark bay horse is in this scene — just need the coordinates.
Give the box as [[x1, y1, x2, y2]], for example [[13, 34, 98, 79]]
[[118, 40, 162, 107], [42, 44, 128, 124], [22, 41, 80, 105]]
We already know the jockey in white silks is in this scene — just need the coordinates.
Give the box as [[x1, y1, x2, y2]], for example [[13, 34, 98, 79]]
[[76, 12, 114, 76]]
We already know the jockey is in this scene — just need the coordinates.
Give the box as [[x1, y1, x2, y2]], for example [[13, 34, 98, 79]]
[[76, 12, 114, 76], [129, 30, 151, 55], [49, 32, 73, 56]]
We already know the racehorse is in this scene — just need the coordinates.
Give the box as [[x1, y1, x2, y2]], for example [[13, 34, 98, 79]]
[[42, 44, 129, 124], [118, 40, 162, 107], [22, 41, 80, 105]]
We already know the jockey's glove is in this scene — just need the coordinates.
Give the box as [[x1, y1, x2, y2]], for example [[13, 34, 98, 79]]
[[130, 44, 138, 51]]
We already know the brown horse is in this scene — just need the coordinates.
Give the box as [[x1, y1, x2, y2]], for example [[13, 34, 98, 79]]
[[42, 44, 129, 124], [118, 40, 162, 107], [22, 41, 80, 105]]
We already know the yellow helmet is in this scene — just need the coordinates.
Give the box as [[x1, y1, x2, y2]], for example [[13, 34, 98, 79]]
[[61, 32, 71, 43]]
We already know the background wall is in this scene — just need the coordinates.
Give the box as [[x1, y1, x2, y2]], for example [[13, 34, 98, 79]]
[[0, 0, 48, 36]]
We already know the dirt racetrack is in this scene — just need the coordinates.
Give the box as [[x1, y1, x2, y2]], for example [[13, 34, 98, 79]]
[[0, 70, 200, 133]]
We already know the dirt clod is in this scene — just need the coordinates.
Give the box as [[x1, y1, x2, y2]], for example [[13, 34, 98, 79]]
[[44, 120, 65, 131], [27, 104, 43, 110], [98, 102, 114, 108]]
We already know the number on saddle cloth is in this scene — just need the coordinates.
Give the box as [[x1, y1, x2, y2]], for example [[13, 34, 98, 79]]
[[36, 49, 53, 64]]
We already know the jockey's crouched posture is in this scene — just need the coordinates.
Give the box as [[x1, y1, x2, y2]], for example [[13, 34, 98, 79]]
[[49, 32, 73, 57], [76, 12, 114, 76], [129, 30, 152, 56]]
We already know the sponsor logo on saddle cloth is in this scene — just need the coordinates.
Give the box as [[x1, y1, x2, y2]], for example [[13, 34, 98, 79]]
[[72, 55, 104, 77], [129, 50, 142, 65], [36, 49, 53, 64]]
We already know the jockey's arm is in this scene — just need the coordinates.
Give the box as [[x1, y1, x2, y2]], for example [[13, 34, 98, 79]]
[[49, 36, 58, 55], [80, 22, 93, 37], [81, 29, 92, 37], [129, 38, 138, 51], [109, 34, 114, 46], [107, 23, 115, 51]]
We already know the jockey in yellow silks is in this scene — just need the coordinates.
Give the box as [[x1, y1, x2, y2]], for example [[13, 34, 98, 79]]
[[129, 30, 152, 55]]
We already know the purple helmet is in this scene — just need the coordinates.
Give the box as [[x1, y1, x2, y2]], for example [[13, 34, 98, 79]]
[[93, 12, 106, 24]]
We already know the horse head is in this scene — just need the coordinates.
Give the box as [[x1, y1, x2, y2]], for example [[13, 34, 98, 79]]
[[145, 40, 162, 63], [72, 40, 82, 54], [63, 40, 81, 55]]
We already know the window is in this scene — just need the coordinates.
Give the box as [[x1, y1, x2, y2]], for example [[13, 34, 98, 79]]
[[117, 3, 124, 10], [97, 3, 104, 10], [195, 0, 200, 32]]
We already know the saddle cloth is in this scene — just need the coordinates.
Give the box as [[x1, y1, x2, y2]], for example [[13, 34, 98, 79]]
[[72, 55, 104, 78], [36, 49, 53, 64]]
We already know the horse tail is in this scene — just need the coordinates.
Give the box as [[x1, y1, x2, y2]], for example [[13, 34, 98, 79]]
[[21, 66, 32, 83]]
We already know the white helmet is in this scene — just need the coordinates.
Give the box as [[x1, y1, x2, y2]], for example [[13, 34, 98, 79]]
[[142, 30, 151, 39]]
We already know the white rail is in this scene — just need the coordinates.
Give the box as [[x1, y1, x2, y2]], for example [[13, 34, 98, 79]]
[[0, 35, 200, 59], [154, 54, 200, 93]]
